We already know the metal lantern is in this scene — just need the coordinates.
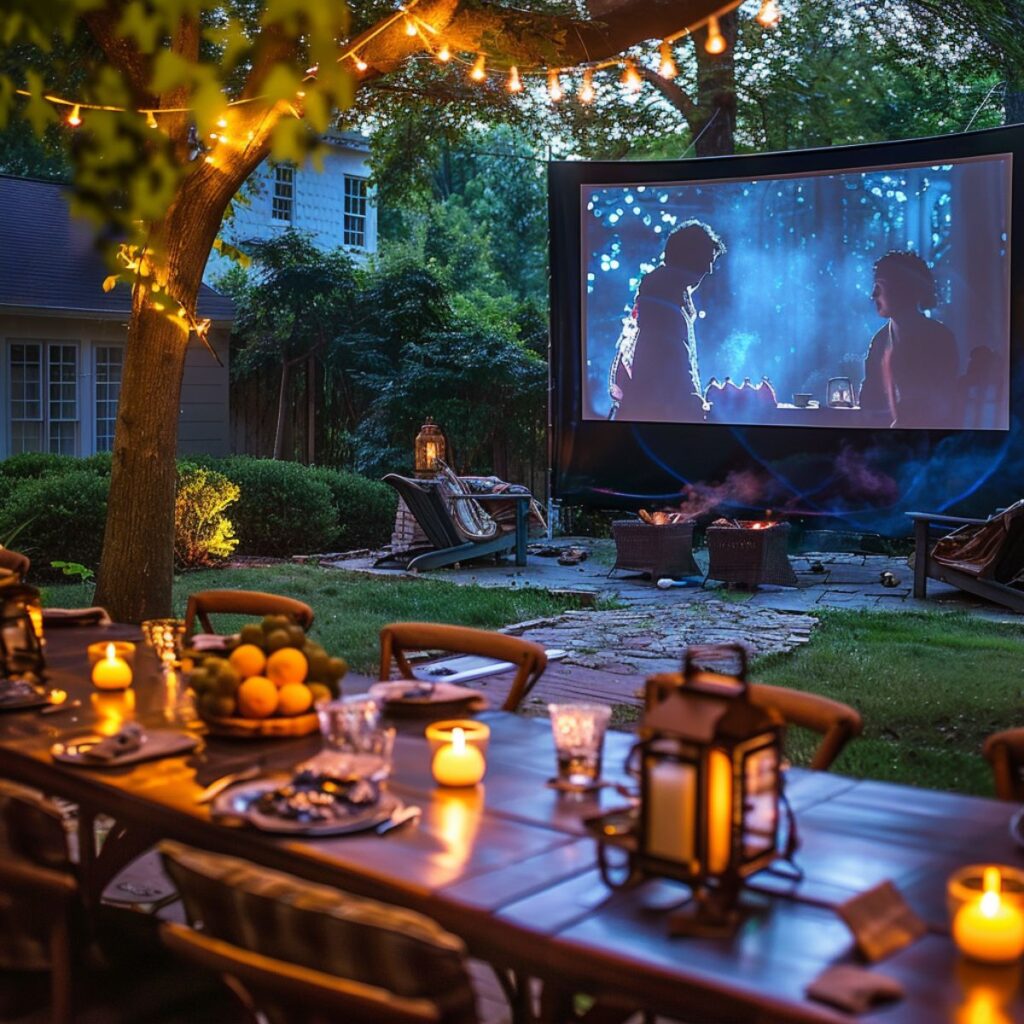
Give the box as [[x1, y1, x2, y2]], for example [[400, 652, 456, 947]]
[[597, 644, 785, 934], [827, 375, 854, 409], [414, 418, 446, 479], [0, 572, 46, 681]]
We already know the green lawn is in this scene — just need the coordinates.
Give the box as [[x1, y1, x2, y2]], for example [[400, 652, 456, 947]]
[[753, 610, 1024, 796], [43, 569, 1023, 796], [42, 565, 587, 676]]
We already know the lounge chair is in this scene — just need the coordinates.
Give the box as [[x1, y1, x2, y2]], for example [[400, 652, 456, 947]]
[[379, 474, 529, 572], [907, 502, 1024, 613]]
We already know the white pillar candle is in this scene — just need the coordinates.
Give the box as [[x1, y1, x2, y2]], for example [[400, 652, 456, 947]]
[[646, 760, 696, 864]]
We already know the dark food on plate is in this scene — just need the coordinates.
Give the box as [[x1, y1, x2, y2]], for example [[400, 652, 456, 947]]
[[254, 770, 380, 824]]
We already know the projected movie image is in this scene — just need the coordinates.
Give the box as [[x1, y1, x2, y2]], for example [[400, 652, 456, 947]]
[[582, 155, 1011, 431]]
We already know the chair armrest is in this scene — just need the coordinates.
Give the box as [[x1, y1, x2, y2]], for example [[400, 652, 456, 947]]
[[448, 493, 531, 502]]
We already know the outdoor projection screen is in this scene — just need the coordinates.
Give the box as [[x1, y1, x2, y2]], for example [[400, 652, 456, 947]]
[[549, 126, 1024, 533]]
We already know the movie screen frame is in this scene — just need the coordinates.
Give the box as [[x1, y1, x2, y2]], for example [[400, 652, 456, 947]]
[[548, 125, 1024, 533]]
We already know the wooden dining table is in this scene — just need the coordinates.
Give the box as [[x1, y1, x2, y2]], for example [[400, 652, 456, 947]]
[[1, 624, 1022, 1024]]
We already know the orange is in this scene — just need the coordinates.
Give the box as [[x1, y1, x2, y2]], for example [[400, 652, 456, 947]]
[[229, 643, 267, 679], [236, 676, 278, 719], [266, 647, 308, 688], [277, 683, 313, 717]]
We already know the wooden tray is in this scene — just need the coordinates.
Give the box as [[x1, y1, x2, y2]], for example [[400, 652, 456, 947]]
[[198, 710, 319, 738]]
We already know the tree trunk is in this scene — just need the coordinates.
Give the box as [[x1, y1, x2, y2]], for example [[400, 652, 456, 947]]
[[94, 277, 193, 621], [691, 10, 738, 156], [306, 353, 316, 465]]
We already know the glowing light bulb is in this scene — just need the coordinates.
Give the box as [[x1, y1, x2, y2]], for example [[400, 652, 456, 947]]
[[296, 90, 305, 98], [547, 70, 563, 101], [405, 17, 417, 36], [578, 69, 594, 104], [437, 43, 451, 62], [146, 110, 158, 129], [705, 16, 727, 55], [507, 65, 522, 93], [354, 55, 368, 71], [621, 60, 642, 93], [659, 42, 677, 79], [216, 117, 227, 129], [205, 155, 216, 165], [756, 0, 781, 28], [67, 105, 82, 127], [470, 54, 486, 81]]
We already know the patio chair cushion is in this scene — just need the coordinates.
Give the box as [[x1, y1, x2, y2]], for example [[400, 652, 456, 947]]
[[435, 461, 498, 542], [161, 842, 477, 1024]]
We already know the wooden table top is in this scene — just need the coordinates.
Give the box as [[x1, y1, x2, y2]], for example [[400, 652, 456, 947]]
[[2, 624, 1023, 1024]]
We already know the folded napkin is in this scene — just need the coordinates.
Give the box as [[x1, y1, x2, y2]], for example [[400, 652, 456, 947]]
[[190, 633, 233, 652], [42, 606, 112, 628], [84, 723, 146, 762], [806, 966, 903, 1014]]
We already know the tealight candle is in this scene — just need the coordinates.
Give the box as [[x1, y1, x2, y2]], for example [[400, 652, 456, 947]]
[[432, 726, 486, 787], [91, 642, 133, 691], [87, 641, 136, 668], [953, 867, 1024, 964], [425, 720, 490, 759]]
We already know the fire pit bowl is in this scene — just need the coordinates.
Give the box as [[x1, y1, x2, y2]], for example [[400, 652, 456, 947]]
[[704, 520, 797, 588], [611, 520, 700, 581]]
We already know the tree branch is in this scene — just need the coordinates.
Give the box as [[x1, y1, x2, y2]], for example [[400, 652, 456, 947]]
[[82, 3, 154, 107], [641, 66, 697, 124]]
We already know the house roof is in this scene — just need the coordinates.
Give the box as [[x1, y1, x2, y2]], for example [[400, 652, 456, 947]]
[[0, 174, 234, 323]]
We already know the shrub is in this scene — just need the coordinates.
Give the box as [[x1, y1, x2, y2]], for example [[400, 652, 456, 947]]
[[0, 471, 109, 576], [0, 452, 78, 482], [174, 466, 240, 569], [310, 468, 397, 550], [79, 451, 114, 476], [218, 457, 335, 555]]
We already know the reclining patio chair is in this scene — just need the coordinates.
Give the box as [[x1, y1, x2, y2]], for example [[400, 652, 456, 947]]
[[907, 501, 1024, 613], [379, 474, 529, 572]]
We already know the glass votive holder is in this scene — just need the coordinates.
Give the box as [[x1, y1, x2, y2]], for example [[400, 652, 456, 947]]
[[141, 618, 186, 665], [425, 720, 491, 759], [87, 640, 136, 669], [548, 702, 612, 789], [948, 864, 1024, 964], [317, 694, 381, 753]]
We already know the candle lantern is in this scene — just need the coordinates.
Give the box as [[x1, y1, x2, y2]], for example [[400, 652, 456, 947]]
[[595, 644, 787, 934], [414, 418, 446, 479], [826, 375, 855, 409], [0, 572, 46, 681]]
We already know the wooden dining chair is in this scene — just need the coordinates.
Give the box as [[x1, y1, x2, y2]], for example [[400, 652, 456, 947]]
[[379, 622, 547, 712], [983, 728, 1024, 800], [0, 547, 31, 580], [183, 589, 315, 636], [748, 682, 864, 771], [159, 841, 479, 1024]]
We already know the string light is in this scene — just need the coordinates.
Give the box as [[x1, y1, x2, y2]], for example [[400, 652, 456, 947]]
[[547, 70, 563, 101], [437, 43, 451, 62], [354, 55, 368, 71], [470, 54, 486, 81], [658, 42, 677, 79], [507, 65, 522, 93], [216, 117, 227, 128], [756, 0, 781, 28], [67, 104, 81, 127], [621, 60, 642, 93], [146, 110, 158, 128], [405, 17, 417, 36], [705, 16, 727, 54], [578, 69, 594, 104]]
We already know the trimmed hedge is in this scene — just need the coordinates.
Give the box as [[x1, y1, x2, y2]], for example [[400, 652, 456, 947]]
[[0, 454, 395, 566]]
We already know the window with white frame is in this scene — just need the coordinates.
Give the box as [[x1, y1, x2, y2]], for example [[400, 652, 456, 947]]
[[8, 342, 79, 455], [94, 346, 123, 452], [272, 164, 295, 222], [343, 174, 368, 248]]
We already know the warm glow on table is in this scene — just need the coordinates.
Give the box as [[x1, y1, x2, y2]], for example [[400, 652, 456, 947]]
[[90, 689, 136, 736], [91, 642, 133, 690], [953, 868, 1024, 964], [432, 726, 486, 787]]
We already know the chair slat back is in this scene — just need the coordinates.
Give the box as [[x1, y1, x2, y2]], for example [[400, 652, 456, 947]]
[[379, 622, 548, 712], [160, 842, 478, 1024], [983, 729, 1024, 801], [0, 548, 30, 580], [183, 590, 314, 636], [383, 476, 463, 550]]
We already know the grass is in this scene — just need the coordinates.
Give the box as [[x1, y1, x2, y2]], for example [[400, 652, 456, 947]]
[[41, 565, 589, 676], [753, 609, 1024, 796]]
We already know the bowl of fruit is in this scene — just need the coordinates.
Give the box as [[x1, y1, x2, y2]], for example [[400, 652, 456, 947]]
[[189, 615, 347, 738]]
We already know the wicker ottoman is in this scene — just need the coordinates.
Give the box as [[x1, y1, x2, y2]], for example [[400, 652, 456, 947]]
[[611, 521, 700, 580], [705, 522, 797, 588]]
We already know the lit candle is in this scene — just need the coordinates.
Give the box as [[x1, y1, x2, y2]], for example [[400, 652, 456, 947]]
[[953, 868, 1024, 964], [646, 759, 697, 864], [87, 640, 135, 668], [91, 642, 133, 690], [706, 749, 733, 874], [432, 727, 486, 787], [425, 441, 438, 468], [27, 603, 43, 642]]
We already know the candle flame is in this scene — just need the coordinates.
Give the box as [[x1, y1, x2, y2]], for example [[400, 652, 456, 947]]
[[105, 642, 116, 662], [983, 867, 1002, 896], [452, 726, 466, 754]]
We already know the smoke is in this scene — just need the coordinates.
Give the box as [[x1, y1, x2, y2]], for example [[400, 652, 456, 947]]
[[674, 469, 774, 519]]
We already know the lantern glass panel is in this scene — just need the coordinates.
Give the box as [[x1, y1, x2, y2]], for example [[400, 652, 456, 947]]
[[741, 738, 780, 861]]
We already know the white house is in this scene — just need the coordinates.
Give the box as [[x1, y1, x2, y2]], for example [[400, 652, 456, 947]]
[[204, 131, 378, 283]]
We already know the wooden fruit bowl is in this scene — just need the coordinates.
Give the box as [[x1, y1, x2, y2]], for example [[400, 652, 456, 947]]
[[197, 710, 319, 739]]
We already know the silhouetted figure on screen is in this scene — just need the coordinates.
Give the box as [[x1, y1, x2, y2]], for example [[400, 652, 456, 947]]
[[859, 251, 958, 429], [609, 220, 726, 422]]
